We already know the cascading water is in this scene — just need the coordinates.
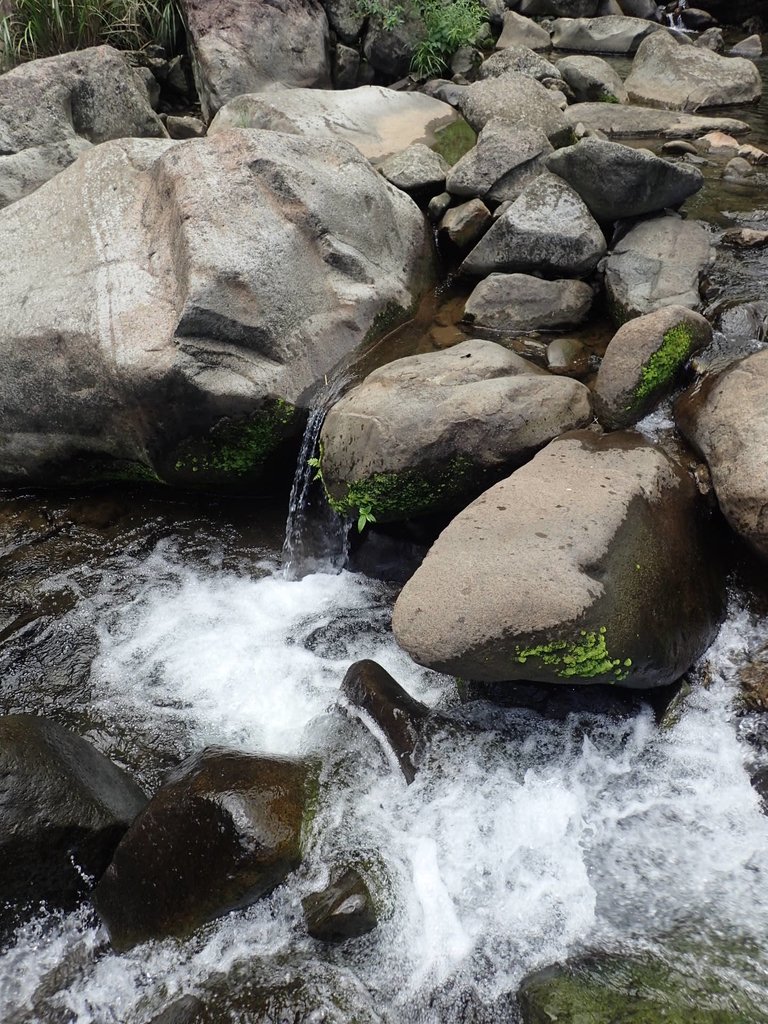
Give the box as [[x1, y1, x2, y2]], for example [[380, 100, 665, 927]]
[[667, 0, 688, 30]]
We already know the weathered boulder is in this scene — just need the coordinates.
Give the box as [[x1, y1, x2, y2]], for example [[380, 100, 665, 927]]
[[318, 340, 592, 524], [339, 660, 430, 781], [676, 349, 768, 559], [333, 43, 361, 88], [209, 86, 458, 161], [563, 102, 750, 138], [625, 30, 762, 110], [325, 0, 366, 43], [696, 27, 725, 52], [461, 173, 607, 277], [180, 0, 331, 120], [0, 715, 147, 914], [556, 54, 628, 102], [455, 75, 571, 143], [731, 34, 763, 59], [392, 431, 722, 688], [0, 131, 433, 488], [481, 46, 562, 83], [0, 46, 165, 209], [464, 273, 594, 331], [446, 121, 553, 203], [92, 748, 310, 949], [551, 15, 665, 52], [545, 137, 703, 221], [439, 198, 492, 248], [379, 143, 449, 194], [303, 868, 378, 942], [594, 306, 712, 428], [618, 0, 659, 17], [604, 214, 713, 322], [495, 11, 552, 50]]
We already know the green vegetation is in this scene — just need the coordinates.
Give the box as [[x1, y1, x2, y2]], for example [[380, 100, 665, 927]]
[[431, 118, 476, 165], [633, 322, 696, 406], [515, 626, 631, 682], [0, 0, 183, 68]]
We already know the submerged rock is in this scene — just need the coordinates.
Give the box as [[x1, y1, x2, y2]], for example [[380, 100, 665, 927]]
[[445, 121, 553, 204], [676, 349, 768, 560], [180, 0, 331, 120], [0, 130, 433, 489], [303, 867, 378, 942], [93, 748, 310, 949], [318, 340, 591, 524], [626, 30, 762, 110], [551, 15, 664, 53], [556, 54, 628, 103], [0, 715, 147, 916], [0, 45, 165, 209], [603, 214, 713, 322], [546, 137, 703, 221], [392, 431, 722, 688], [594, 306, 712, 428], [464, 274, 594, 332], [461, 173, 607, 278]]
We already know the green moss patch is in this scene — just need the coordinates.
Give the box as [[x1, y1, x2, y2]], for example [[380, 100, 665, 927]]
[[634, 322, 696, 406], [515, 626, 631, 682], [431, 119, 477, 166]]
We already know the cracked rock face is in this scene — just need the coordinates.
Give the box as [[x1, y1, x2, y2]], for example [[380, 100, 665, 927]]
[[392, 431, 723, 688]]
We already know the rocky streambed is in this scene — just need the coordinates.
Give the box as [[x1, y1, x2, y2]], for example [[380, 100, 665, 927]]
[[3, 4, 768, 1023]]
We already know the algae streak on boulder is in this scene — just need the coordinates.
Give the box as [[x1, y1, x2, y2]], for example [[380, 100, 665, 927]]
[[392, 431, 723, 688], [0, 131, 434, 489]]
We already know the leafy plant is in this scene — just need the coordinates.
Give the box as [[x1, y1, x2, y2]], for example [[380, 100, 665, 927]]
[[411, 0, 486, 78], [307, 455, 322, 482], [357, 504, 377, 533], [357, 0, 404, 30], [0, 0, 184, 68]]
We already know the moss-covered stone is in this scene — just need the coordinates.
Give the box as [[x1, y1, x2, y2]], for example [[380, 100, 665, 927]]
[[515, 626, 631, 682], [633, 322, 697, 407], [431, 118, 477, 166]]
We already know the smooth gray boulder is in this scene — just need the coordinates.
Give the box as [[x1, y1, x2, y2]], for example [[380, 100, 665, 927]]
[[0, 45, 165, 209], [731, 35, 762, 59], [556, 54, 628, 103], [0, 131, 433, 488], [455, 75, 571, 144], [676, 349, 768, 560], [0, 715, 147, 914], [464, 274, 594, 331], [551, 15, 665, 52], [209, 86, 458, 162], [495, 11, 551, 50], [392, 431, 722, 688], [180, 0, 331, 120], [446, 121, 553, 203], [461, 173, 607, 277], [626, 30, 762, 110], [604, 214, 713, 322], [379, 143, 449, 194], [563, 102, 751, 138], [318, 339, 592, 522], [594, 306, 712, 428], [546, 137, 703, 221], [480, 46, 562, 83]]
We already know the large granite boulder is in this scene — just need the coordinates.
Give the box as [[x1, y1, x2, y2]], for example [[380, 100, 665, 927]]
[[495, 12, 552, 50], [0, 715, 147, 915], [464, 274, 595, 331], [392, 431, 722, 688], [625, 30, 762, 110], [556, 55, 628, 103], [0, 131, 433, 488], [604, 214, 713, 323], [93, 748, 310, 949], [594, 306, 712, 428], [676, 349, 768, 560], [180, 0, 331, 120], [446, 121, 553, 203], [461, 173, 606, 277], [455, 75, 571, 143], [209, 86, 458, 161], [546, 138, 703, 221], [551, 15, 665, 53], [0, 46, 165, 209], [317, 339, 592, 522], [480, 46, 562, 83], [563, 102, 751, 138]]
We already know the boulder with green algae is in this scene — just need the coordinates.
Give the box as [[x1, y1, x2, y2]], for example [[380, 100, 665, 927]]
[[518, 953, 764, 1024], [392, 430, 723, 688], [318, 339, 592, 524]]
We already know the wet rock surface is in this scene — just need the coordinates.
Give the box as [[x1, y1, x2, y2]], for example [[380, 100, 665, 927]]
[[0, 714, 147, 919], [93, 747, 310, 949], [303, 867, 378, 941], [393, 431, 723, 688]]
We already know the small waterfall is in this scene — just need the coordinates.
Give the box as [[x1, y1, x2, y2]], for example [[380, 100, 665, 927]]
[[667, 0, 687, 30], [282, 373, 351, 579]]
